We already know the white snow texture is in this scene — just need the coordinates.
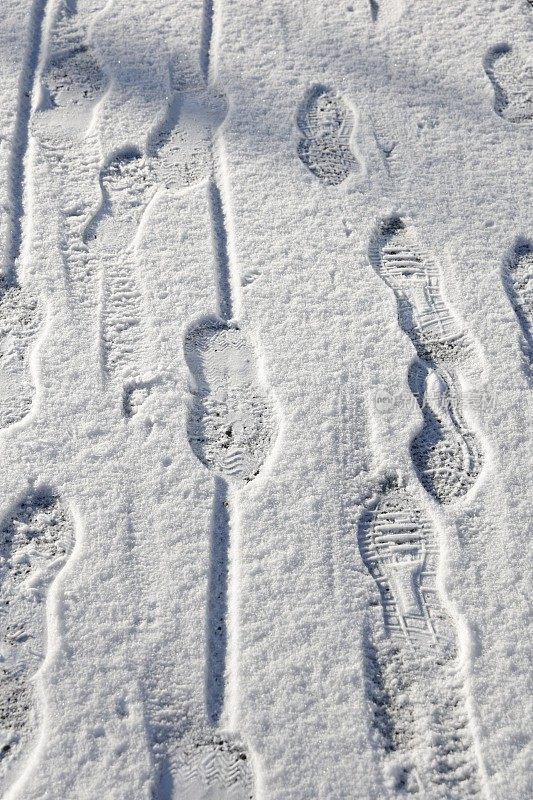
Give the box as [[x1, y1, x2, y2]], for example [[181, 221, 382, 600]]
[[0, 0, 531, 798]]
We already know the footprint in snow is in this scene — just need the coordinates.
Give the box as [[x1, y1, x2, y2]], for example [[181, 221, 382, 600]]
[[359, 479, 485, 798], [369, 216, 483, 504], [297, 86, 360, 186], [184, 321, 277, 484], [0, 280, 42, 430], [154, 737, 255, 800], [484, 45, 533, 124], [0, 490, 74, 793]]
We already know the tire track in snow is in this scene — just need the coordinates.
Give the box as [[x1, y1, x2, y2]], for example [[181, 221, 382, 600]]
[[369, 216, 483, 504], [0, 0, 50, 429], [4, 0, 49, 280], [359, 479, 485, 798], [0, 489, 75, 795], [502, 238, 533, 383]]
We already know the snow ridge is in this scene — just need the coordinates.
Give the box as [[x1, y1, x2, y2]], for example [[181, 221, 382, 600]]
[[502, 239, 533, 383]]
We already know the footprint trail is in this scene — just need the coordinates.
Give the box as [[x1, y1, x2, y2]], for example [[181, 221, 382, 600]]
[[159, 0, 277, 794], [179, 209, 273, 797], [0, 489, 74, 794], [369, 217, 483, 503]]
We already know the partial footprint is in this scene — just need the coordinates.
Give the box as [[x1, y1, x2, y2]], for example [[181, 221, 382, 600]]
[[363, 634, 421, 794], [359, 482, 484, 798], [44, 45, 105, 111], [241, 268, 262, 288], [85, 153, 152, 385], [369, 217, 483, 503], [358, 480, 455, 653], [0, 281, 42, 429], [42, 1, 105, 111], [297, 86, 359, 186], [98, 246, 145, 384], [156, 738, 254, 800], [184, 321, 277, 483], [38, 0, 106, 139], [122, 379, 153, 419], [33, 3, 106, 308], [0, 489, 74, 791], [369, 217, 469, 364], [484, 45, 533, 124], [364, 634, 484, 799], [85, 151, 154, 253], [502, 239, 532, 380], [369, 0, 405, 26], [149, 86, 227, 190], [371, 117, 397, 177]]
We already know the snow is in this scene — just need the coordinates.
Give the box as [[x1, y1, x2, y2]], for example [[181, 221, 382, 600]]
[[0, 0, 531, 798]]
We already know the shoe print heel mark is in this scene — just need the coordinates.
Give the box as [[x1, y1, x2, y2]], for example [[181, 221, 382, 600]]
[[154, 736, 254, 800], [408, 361, 483, 503]]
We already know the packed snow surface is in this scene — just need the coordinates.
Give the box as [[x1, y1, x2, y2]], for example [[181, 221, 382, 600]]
[[0, 0, 531, 798]]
